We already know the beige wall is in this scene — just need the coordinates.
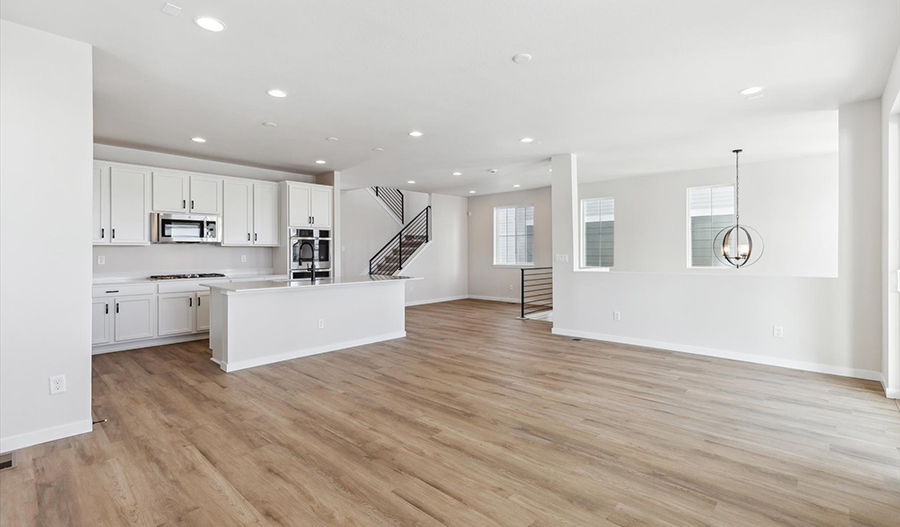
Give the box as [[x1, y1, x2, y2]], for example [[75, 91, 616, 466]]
[[467, 187, 552, 302]]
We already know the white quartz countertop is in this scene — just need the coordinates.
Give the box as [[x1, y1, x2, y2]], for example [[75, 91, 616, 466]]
[[92, 273, 287, 286], [204, 275, 420, 293]]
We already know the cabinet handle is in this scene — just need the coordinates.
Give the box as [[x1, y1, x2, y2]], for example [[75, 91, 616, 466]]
[[112, 228, 116, 239], [183, 199, 186, 209], [197, 297, 201, 306], [191, 200, 194, 209], [247, 233, 251, 241], [105, 304, 108, 314], [189, 297, 192, 307], [115, 303, 119, 314], [254, 233, 257, 242], [105, 290, 119, 294], [101, 228, 105, 239]]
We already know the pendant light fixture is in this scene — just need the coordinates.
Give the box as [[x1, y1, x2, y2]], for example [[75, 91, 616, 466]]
[[713, 149, 764, 268]]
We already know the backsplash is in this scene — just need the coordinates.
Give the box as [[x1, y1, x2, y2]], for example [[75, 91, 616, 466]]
[[92, 244, 274, 279]]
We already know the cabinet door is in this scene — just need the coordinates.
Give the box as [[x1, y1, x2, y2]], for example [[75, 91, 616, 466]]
[[110, 167, 150, 245], [288, 185, 311, 227], [152, 171, 189, 212], [195, 292, 210, 332], [223, 180, 253, 245], [114, 295, 155, 342], [253, 183, 279, 245], [310, 187, 332, 228], [190, 175, 222, 214], [158, 293, 195, 336], [91, 299, 112, 345], [92, 165, 110, 244]]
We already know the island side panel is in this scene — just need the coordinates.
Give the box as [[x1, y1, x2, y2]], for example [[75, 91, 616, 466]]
[[209, 288, 228, 367], [222, 281, 406, 371]]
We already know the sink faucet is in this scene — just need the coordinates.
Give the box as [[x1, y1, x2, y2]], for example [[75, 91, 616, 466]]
[[307, 261, 316, 283]]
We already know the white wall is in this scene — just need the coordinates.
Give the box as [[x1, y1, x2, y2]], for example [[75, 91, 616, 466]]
[[551, 101, 883, 381], [1, 21, 94, 452], [94, 144, 316, 183], [578, 154, 839, 277], [402, 194, 469, 304], [93, 245, 274, 279], [882, 43, 900, 397], [341, 189, 468, 304], [467, 187, 553, 302]]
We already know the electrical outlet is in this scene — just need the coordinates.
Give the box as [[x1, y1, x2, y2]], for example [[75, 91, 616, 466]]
[[555, 254, 569, 263], [509, 284, 514, 291], [97, 256, 105, 265], [241, 255, 247, 263], [49, 375, 66, 395], [318, 318, 325, 329], [773, 326, 784, 338], [613, 311, 621, 321]]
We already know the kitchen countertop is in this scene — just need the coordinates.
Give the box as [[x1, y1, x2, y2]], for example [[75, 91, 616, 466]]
[[92, 273, 287, 286], [203, 275, 420, 293]]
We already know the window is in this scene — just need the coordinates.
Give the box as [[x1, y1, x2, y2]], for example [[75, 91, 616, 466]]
[[494, 205, 534, 265], [688, 185, 734, 267], [581, 197, 615, 268]]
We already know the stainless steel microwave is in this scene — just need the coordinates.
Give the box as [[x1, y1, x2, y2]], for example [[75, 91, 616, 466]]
[[150, 213, 221, 243]]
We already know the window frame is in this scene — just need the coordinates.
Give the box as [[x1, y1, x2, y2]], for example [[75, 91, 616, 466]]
[[492, 204, 535, 267], [686, 184, 735, 270], [579, 196, 615, 271]]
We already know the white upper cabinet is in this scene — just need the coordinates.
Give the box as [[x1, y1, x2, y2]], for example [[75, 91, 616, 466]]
[[310, 187, 332, 228], [152, 171, 189, 212], [110, 166, 151, 245], [190, 175, 222, 214], [93, 164, 111, 244], [288, 184, 311, 227], [223, 179, 253, 245], [253, 182, 279, 246]]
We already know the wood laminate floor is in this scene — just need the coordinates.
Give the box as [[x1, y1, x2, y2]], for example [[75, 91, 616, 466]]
[[2, 299, 898, 527]]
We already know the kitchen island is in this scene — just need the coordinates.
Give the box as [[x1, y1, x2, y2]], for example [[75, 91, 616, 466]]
[[204, 276, 418, 372]]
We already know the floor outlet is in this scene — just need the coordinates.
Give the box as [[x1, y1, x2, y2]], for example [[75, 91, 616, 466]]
[[318, 319, 325, 329], [50, 375, 66, 395], [773, 326, 784, 338]]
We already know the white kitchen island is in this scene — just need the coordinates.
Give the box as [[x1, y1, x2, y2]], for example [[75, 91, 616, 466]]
[[204, 276, 418, 372]]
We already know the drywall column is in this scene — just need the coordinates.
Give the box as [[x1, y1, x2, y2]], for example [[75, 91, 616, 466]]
[[0, 21, 94, 451], [550, 154, 578, 327], [317, 171, 342, 278], [882, 44, 900, 398]]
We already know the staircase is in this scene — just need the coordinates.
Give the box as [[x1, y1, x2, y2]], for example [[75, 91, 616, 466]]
[[369, 206, 430, 275], [371, 186, 404, 224]]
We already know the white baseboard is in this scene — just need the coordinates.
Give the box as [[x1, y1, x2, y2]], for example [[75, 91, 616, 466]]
[[219, 331, 407, 372], [467, 295, 519, 304], [93, 333, 209, 355], [406, 294, 469, 307], [1, 419, 93, 454], [882, 375, 900, 399], [551, 327, 883, 382]]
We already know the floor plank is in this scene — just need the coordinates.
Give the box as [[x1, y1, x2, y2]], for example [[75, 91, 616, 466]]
[[1, 299, 898, 527]]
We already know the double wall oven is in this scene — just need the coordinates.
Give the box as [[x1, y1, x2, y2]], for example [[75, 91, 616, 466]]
[[291, 228, 331, 279]]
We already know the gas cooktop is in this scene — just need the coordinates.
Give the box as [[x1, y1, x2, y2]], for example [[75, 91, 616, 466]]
[[148, 273, 227, 281]]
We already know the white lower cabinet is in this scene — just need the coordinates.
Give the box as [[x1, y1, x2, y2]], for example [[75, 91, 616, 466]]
[[92, 299, 113, 345], [114, 294, 156, 342], [196, 291, 210, 331], [158, 293, 195, 336]]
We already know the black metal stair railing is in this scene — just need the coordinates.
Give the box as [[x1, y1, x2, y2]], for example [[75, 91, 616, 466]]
[[372, 186, 404, 224], [369, 206, 430, 276], [520, 267, 553, 318]]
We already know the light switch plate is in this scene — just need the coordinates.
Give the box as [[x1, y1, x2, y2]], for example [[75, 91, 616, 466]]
[[555, 254, 569, 263]]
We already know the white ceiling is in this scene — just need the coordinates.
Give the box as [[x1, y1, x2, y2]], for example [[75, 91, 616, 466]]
[[2, 1, 898, 195]]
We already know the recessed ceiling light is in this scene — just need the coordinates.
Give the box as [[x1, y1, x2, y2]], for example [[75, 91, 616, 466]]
[[512, 53, 532, 65], [408, 131, 423, 137], [194, 16, 226, 32], [513, 184, 521, 188], [326, 136, 338, 142], [489, 169, 498, 174], [469, 190, 477, 194], [373, 147, 384, 152], [738, 86, 765, 95], [191, 137, 206, 143], [452, 172, 462, 176], [407, 180, 416, 184], [262, 121, 277, 127], [549, 168, 552, 172], [266, 89, 288, 98], [519, 137, 534, 143], [315, 160, 326, 164]]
